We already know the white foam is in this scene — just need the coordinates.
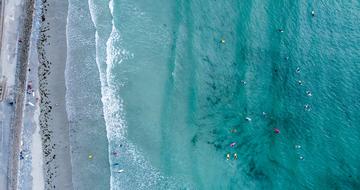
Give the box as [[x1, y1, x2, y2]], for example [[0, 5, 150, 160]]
[[87, 1, 188, 189], [88, 1, 167, 189]]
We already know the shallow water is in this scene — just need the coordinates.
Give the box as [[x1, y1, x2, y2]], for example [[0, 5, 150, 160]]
[[67, 0, 360, 189]]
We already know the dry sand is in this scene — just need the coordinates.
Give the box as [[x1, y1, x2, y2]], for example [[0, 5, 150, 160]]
[[30, 92, 44, 190]]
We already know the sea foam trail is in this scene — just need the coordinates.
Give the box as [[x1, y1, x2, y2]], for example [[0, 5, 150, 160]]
[[88, 0, 188, 189]]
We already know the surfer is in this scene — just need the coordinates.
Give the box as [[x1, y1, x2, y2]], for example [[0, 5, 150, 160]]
[[245, 117, 252, 122], [274, 128, 280, 134], [306, 90, 312, 96], [114, 169, 124, 173], [240, 80, 247, 85], [226, 153, 230, 160]]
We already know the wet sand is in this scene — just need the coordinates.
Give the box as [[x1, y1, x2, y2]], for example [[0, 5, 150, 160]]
[[37, 0, 73, 189]]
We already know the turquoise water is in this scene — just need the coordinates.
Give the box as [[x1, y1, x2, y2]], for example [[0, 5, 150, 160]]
[[67, 0, 360, 189]]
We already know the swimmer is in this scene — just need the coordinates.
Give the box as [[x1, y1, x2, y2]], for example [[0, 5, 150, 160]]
[[234, 153, 238, 160], [111, 151, 118, 156], [262, 112, 267, 116], [311, 10, 315, 17], [277, 29, 284, 33], [230, 142, 236, 147], [306, 90, 312, 96], [304, 104, 311, 111], [88, 154, 93, 160], [220, 38, 226, 44], [284, 56, 289, 60], [295, 145, 301, 149], [274, 128, 280, 134], [245, 117, 252, 122], [299, 156, 304, 160], [240, 80, 247, 85], [230, 128, 237, 133], [298, 80, 303, 85], [296, 67, 300, 73], [226, 153, 230, 160]]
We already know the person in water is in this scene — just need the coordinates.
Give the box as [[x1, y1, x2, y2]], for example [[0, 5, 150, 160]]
[[234, 153, 238, 160], [274, 128, 280, 134], [306, 90, 312, 96], [226, 153, 230, 160]]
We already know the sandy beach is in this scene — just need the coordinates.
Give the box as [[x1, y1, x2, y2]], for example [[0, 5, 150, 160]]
[[37, 0, 73, 189], [0, 0, 73, 189]]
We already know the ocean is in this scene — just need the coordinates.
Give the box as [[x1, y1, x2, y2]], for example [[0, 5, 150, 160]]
[[66, 0, 360, 189]]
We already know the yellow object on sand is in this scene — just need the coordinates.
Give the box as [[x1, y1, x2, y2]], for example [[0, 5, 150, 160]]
[[88, 154, 93, 160]]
